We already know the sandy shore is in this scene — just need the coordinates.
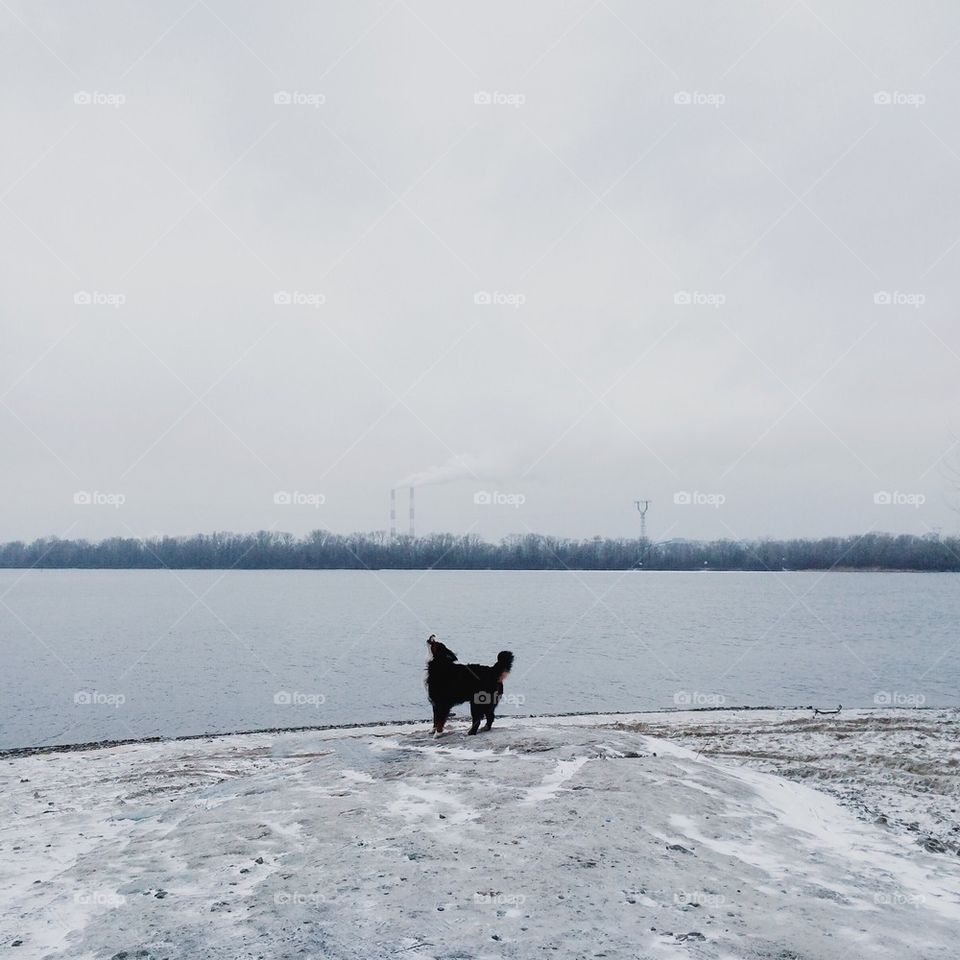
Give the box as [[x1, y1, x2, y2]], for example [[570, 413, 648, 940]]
[[2, 709, 958, 959]]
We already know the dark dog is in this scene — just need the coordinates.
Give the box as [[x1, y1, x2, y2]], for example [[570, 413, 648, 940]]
[[425, 634, 514, 736]]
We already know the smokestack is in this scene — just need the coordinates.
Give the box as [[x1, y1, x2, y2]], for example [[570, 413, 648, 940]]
[[390, 488, 396, 539], [408, 486, 415, 539]]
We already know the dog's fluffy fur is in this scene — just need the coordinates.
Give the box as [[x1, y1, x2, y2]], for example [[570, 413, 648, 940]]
[[425, 634, 514, 736]]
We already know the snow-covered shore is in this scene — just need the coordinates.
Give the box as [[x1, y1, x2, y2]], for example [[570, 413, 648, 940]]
[[2, 709, 958, 959]]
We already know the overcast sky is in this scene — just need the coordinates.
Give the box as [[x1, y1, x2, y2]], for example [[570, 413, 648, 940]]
[[2, 0, 960, 543]]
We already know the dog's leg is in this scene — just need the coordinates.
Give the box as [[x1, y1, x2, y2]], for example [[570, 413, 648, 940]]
[[468, 700, 484, 735], [483, 704, 496, 731], [483, 686, 502, 731], [433, 703, 450, 737]]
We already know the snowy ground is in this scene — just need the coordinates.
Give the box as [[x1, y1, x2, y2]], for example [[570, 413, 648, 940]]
[[2, 710, 959, 959], [612, 708, 960, 857]]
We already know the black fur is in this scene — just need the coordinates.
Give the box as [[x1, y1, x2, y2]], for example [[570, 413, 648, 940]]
[[425, 634, 514, 736]]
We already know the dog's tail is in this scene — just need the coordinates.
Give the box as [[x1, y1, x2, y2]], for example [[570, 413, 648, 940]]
[[495, 651, 514, 678]]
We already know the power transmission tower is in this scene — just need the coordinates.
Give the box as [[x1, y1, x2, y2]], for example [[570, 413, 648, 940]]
[[634, 499, 651, 539]]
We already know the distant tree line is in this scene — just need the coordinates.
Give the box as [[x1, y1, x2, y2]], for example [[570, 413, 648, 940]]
[[0, 530, 957, 571]]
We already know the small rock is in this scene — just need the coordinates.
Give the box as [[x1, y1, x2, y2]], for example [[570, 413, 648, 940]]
[[254, 857, 264, 865], [676, 932, 706, 943], [667, 844, 693, 854]]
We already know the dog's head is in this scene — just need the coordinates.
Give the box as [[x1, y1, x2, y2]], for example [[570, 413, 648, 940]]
[[426, 634, 458, 663]]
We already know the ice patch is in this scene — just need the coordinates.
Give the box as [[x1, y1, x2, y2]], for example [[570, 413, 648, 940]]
[[341, 769, 375, 783], [386, 784, 477, 827], [520, 755, 589, 805]]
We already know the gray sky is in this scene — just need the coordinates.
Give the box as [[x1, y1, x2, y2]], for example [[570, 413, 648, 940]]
[[2, 0, 959, 543]]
